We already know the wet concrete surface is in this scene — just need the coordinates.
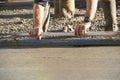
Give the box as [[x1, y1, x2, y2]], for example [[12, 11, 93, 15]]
[[0, 47, 120, 80]]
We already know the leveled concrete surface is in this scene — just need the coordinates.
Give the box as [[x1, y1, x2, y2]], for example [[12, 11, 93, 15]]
[[0, 47, 120, 80]]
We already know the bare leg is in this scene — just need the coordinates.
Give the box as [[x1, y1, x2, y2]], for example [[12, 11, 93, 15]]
[[75, 0, 98, 36], [101, 0, 119, 31], [30, 3, 44, 38]]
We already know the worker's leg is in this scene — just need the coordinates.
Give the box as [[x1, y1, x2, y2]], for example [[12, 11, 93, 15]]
[[30, 0, 47, 38], [53, 0, 60, 17], [101, 0, 119, 31], [75, 0, 99, 36], [59, 0, 75, 18]]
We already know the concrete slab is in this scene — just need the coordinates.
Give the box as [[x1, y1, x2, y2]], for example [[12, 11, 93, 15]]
[[0, 47, 120, 80]]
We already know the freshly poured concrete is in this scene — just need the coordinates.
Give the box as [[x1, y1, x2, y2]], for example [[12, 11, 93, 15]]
[[0, 47, 120, 80]]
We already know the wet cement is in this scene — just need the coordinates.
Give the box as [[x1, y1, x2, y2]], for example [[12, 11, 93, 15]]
[[0, 47, 120, 80]]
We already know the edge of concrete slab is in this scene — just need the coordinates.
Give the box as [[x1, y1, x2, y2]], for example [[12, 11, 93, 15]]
[[0, 38, 120, 48]]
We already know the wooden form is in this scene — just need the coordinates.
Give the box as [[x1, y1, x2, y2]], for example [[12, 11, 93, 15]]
[[0, 31, 120, 47], [14, 31, 120, 37], [0, 31, 120, 39]]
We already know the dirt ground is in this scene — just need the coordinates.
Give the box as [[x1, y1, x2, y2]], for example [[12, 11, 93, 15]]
[[0, 3, 120, 34]]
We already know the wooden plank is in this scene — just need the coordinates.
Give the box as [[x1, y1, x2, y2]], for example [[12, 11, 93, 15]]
[[0, 31, 120, 40], [15, 31, 120, 37], [0, 31, 120, 47]]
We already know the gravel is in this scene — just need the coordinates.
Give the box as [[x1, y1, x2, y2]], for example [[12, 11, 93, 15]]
[[0, 4, 120, 39]]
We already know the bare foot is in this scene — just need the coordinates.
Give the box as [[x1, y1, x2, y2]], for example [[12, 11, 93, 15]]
[[75, 22, 91, 36], [105, 24, 119, 32], [63, 25, 74, 32]]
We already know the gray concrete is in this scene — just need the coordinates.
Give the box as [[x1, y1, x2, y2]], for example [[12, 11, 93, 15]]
[[0, 47, 120, 80]]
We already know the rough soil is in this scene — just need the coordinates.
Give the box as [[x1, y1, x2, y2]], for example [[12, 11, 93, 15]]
[[0, 3, 120, 40]]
